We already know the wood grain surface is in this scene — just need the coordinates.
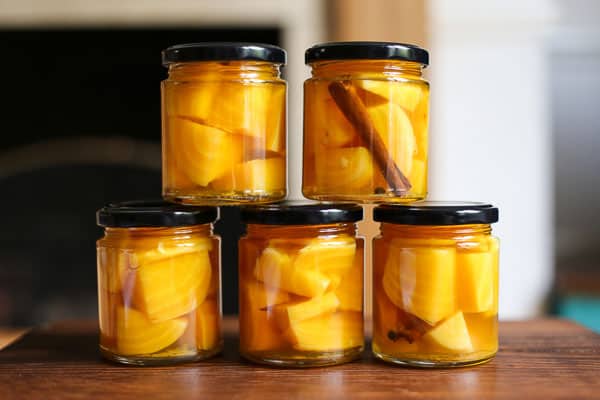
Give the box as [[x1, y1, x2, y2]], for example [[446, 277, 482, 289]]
[[0, 318, 599, 400]]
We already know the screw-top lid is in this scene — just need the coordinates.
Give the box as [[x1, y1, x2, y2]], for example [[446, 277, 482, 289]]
[[374, 202, 499, 225], [305, 41, 429, 65], [240, 201, 363, 225], [97, 200, 218, 228], [162, 42, 286, 65]]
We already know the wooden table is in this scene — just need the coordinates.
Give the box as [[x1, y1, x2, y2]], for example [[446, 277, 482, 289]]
[[0, 318, 599, 399]]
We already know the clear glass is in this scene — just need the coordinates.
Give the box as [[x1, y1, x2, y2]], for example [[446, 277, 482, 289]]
[[239, 223, 364, 367], [162, 61, 287, 205], [96, 225, 222, 365], [372, 223, 499, 367], [303, 60, 429, 203]]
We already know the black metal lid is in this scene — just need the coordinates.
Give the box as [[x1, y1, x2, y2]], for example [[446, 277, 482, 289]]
[[162, 42, 286, 65], [240, 201, 363, 225], [305, 41, 429, 65], [374, 202, 499, 225], [97, 200, 218, 228]]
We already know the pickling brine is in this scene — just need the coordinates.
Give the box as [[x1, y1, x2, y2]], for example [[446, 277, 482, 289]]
[[96, 201, 222, 365], [372, 203, 499, 367], [303, 42, 429, 203], [238, 202, 365, 367], [162, 43, 287, 205]]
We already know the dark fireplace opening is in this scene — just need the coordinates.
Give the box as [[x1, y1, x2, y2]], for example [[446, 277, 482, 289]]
[[0, 27, 281, 325]]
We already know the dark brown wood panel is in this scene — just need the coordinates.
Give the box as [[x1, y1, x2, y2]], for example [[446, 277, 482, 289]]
[[0, 318, 599, 400]]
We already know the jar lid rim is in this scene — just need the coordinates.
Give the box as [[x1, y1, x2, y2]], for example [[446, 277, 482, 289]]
[[241, 200, 363, 225], [305, 41, 429, 65], [374, 201, 499, 225], [97, 200, 218, 228], [162, 42, 286, 65]]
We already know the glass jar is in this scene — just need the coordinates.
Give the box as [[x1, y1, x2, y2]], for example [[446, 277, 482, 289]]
[[238, 202, 364, 367], [372, 202, 499, 367], [96, 201, 222, 365], [161, 42, 287, 205], [303, 42, 429, 203]]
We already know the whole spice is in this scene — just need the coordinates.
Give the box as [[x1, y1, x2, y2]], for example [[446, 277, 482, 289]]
[[388, 308, 431, 344], [328, 81, 412, 193]]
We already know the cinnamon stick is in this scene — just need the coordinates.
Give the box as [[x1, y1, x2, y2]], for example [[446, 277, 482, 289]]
[[388, 308, 431, 344], [328, 81, 412, 193]]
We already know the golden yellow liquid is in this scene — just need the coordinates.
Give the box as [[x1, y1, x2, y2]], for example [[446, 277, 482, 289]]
[[162, 61, 286, 205], [238, 224, 364, 367], [372, 224, 499, 367], [97, 226, 222, 365], [303, 60, 429, 203]]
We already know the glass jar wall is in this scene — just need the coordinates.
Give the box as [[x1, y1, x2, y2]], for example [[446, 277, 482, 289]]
[[303, 42, 429, 203], [162, 43, 287, 205], [372, 203, 499, 367], [96, 201, 222, 365], [238, 202, 364, 367]]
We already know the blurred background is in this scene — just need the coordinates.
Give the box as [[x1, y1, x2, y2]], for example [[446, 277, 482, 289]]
[[0, 0, 598, 331]]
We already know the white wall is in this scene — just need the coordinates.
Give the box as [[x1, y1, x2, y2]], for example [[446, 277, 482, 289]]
[[551, 0, 600, 269], [427, 0, 557, 318]]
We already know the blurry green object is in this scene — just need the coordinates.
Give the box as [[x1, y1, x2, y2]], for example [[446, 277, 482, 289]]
[[557, 296, 600, 333]]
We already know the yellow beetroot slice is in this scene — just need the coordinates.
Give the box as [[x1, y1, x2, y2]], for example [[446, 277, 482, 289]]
[[423, 311, 473, 353], [116, 306, 187, 356], [285, 311, 363, 352], [134, 251, 212, 322], [254, 247, 331, 298], [196, 299, 221, 350], [383, 245, 455, 324], [273, 292, 340, 332]]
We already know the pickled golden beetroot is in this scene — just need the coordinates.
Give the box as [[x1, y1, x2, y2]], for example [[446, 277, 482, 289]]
[[464, 313, 498, 353], [239, 203, 364, 366], [98, 291, 120, 342], [412, 90, 429, 160], [303, 56, 429, 202], [116, 306, 188, 356], [99, 234, 221, 360], [423, 311, 473, 353], [383, 246, 456, 324], [97, 202, 222, 365], [210, 157, 285, 193], [372, 203, 499, 367], [357, 80, 424, 112], [239, 281, 289, 351], [166, 82, 285, 152], [408, 159, 427, 195], [367, 102, 416, 175], [294, 236, 356, 284], [273, 292, 340, 332], [307, 84, 356, 149], [97, 247, 129, 293], [169, 118, 242, 187], [487, 238, 500, 315], [196, 299, 220, 350], [132, 236, 213, 265], [251, 236, 360, 349], [285, 311, 363, 352], [162, 54, 286, 204], [254, 247, 331, 298], [314, 147, 376, 193], [456, 250, 495, 313], [134, 251, 212, 322], [335, 255, 364, 311]]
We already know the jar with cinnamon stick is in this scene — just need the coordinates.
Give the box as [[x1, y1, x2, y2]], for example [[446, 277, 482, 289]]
[[303, 42, 429, 203], [372, 202, 499, 367]]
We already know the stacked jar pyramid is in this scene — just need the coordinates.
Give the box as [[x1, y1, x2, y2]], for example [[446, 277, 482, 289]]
[[96, 42, 499, 368]]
